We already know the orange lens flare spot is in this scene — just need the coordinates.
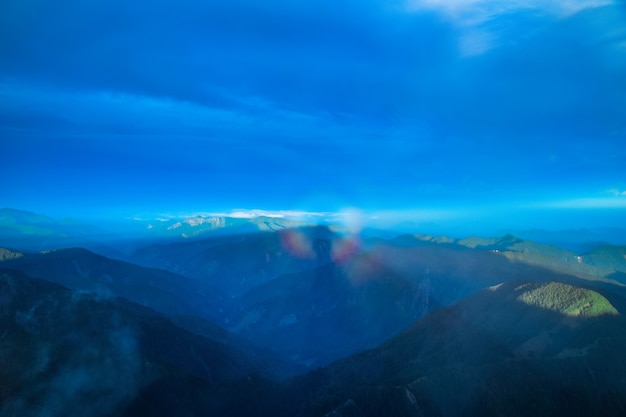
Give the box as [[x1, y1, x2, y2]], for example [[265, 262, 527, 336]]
[[331, 235, 360, 263], [279, 229, 316, 259]]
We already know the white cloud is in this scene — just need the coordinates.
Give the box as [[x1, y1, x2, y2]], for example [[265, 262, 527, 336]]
[[180, 209, 330, 220], [368, 208, 467, 222], [408, 0, 613, 25], [457, 28, 496, 56], [0, 80, 324, 138], [608, 188, 626, 197], [536, 197, 626, 209], [407, 0, 614, 56]]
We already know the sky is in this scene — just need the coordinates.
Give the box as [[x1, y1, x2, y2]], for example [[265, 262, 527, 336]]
[[1, 0, 625, 232]]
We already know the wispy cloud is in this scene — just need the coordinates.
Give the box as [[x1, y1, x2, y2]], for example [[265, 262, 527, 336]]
[[408, 0, 614, 55], [532, 194, 626, 209], [608, 188, 626, 197], [227, 209, 329, 219], [165, 209, 330, 220], [0, 80, 323, 137], [408, 0, 613, 25], [1, 0, 624, 221]]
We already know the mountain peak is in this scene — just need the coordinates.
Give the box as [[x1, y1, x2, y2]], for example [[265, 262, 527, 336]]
[[0, 248, 24, 261], [0, 208, 56, 225]]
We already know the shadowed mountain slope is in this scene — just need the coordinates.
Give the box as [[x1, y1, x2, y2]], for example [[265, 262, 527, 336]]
[[221, 239, 626, 369], [3, 238, 626, 416], [0, 269, 288, 417], [282, 280, 626, 417], [0, 247, 225, 323], [130, 227, 336, 297], [226, 262, 433, 367]]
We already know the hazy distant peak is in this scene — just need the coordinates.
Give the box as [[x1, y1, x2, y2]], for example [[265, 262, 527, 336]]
[[136, 213, 314, 240], [184, 216, 226, 227], [38, 246, 98, 258], [411, 234, 457, 244], [0, 208, 56, 225], [457, 234, 524, 249], [0, 248, 24, 261]]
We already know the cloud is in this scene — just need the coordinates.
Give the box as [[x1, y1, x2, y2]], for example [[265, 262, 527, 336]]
[[164, 209, 330, 220], [224, 209, 327, 219], [608, 188, 626, 196], [2, 0, 624, 137], [0, 79, 328, 138], [0, 0, 459, 127], [1, 0, 625, 218], [408, 0, 617, 56], [533, 196, 626, 209], [408, 0, 614, 25]]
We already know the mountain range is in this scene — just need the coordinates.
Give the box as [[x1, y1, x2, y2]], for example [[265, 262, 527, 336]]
[[279, 280, 626, 417], [1, 208, 625, 416]]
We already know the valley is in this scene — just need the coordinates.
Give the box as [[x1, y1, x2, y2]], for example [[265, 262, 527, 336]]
[[1, 208, 625, 416]]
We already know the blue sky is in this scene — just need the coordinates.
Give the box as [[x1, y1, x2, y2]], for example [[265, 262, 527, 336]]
[[1, 0, 625, 231]]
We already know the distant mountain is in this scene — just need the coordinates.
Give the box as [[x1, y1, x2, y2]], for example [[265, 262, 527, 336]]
[[0, 208, 314, 257], [4, 222, 626, 416], [125, 227, 626, 370], [0, 247, 225, 323], [0, 247, 23, 261], [225, 262, 432, 367], [0, 207, 59, 226], [0, 208, 82, 247], [6, 208, 626, 373], [582, 245, 626, 275], [0, 208, 129, 259], [281, 280, 626, 417], [220, 238, 626, 369], [0, 270, 283, 417], [130, 226, 336, 297], [497, 227, 626, 252], [131, 214, 311, 241], [396, 233, 626, 286]]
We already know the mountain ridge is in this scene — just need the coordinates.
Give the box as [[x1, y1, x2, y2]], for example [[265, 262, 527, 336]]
[[2, 207, 626, 415], [0, 246, 226, 323], [277, 280, 626, 417], [0, 269, 288, 416]]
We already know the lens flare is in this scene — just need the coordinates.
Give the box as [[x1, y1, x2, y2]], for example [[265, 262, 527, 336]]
[[279, 229, 316, 259], [331, 235, 361, 263], [339, 207, 364, 235]]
